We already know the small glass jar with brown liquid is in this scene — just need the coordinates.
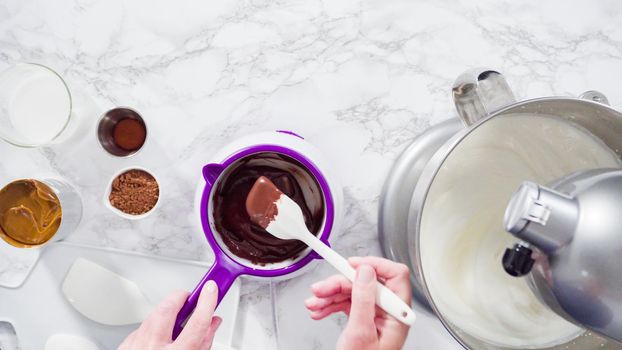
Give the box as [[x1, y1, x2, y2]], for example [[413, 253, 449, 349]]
[[0, 179, 82, 248]]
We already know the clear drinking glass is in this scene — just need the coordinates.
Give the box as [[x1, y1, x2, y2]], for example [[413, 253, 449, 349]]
[[0, 63, 72, 147]]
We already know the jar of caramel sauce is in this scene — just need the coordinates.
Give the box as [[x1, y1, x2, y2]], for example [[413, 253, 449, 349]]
[[0, 179, 62, 248]]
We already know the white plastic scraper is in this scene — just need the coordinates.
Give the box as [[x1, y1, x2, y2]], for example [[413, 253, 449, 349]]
[[62, 258, 153, 326]]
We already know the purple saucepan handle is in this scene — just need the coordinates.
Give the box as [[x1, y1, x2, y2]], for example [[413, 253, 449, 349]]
[[172, 259, 240, 340]]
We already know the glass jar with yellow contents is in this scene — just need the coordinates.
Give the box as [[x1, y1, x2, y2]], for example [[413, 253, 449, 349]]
[[0, 179, 82, 248]]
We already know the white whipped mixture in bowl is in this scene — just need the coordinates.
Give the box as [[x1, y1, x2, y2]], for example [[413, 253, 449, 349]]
[[420, 114, 621, 348]]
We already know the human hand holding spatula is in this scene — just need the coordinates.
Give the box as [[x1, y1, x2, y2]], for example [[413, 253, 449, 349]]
[[246, 176, 416, 326]]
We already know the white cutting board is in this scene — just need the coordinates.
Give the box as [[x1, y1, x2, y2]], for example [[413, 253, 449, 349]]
[[0, 242, 240, 350]]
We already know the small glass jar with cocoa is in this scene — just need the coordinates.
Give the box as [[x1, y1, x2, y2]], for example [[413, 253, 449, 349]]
[[97, 108, 147, 157]]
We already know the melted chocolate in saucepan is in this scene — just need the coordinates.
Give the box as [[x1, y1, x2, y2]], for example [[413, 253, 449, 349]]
[[212, 153, 325, 264]]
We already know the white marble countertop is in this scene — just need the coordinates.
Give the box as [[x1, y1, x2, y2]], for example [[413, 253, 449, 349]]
[[1, 0, 622, 349]]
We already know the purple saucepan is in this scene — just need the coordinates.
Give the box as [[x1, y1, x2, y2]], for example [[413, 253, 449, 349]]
[[173, 144, 335, 339]]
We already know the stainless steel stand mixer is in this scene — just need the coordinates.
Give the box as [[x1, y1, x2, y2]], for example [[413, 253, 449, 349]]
[[503, 169, 622, 343], [379, 67, 622, 349]]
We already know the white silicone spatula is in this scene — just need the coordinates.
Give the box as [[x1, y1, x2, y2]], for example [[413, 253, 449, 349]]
[[246, 177, 415, 326]]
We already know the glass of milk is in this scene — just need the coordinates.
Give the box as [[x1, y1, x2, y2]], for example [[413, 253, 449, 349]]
[[0, 63, 72, 147]]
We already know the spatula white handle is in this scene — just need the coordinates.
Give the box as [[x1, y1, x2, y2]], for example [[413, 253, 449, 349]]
[[302, 236, 416, 325]]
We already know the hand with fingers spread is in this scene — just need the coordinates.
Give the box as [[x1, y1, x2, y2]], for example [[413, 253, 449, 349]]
[[305, 257, 412, 350], [118, 280, 221, 350]]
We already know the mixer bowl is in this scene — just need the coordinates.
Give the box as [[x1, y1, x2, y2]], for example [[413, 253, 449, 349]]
[[381, 68, 622, 349]]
